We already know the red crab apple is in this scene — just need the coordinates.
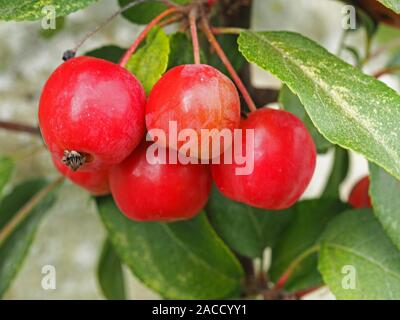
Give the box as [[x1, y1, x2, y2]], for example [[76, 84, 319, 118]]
[[348, 176, 372, 208], [146, 64, 241, 160], [212, 108, 317, 210], [109, 142, 212, 221], [52, 155, 109, 196], [39, 56, 146, 171]]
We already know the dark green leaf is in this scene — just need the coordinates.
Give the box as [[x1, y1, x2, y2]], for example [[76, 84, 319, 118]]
[[278, 85, 331, 153], [126, 26, 169, 94], [168, 32, 207, 69], [370, 163, 400, 250], [318, 209, 400, 299], [0, 179, 47, 229], [270, 199, 348, 291], [119, 0, 191, 25], [0, 179, 58, 297], [119, 0, 167, 25], [238, 31, 400, 181], [356, 9, 378, 39], [97, 238, 126, 300], [0, 0, 98, 21], [378, 0, 400, 14], [207, 186, 293, 258], [85, 45, 125, 64], [209, 34, 245, 76], [96, 196, 244, 299], [323, 146, 349, 198], [0, 157, 13, 196]]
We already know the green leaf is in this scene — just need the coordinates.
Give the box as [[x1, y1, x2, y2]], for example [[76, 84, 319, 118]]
[[0, 179, 46, 229], [318, 209, 400, 299], [270, 199, 348, 291], [370, 163, 400, 250], [119, 0, 167, 25], [0, 179, 58, 297], [168, 32, 207, 69], [85, 45, 125, 64], [97, 238, 126, 300], [322, 146, 349, 198], [96, 196, 244, 299], [126, 26, 170, 94], [0, 157, 13, 196], [0, 0, 98, 21], [378, 0, 400, 14], [278, 85, 331, 153], [119, 0, 191, 25], [206, 186, 293, 258], [238, 31, 400, 181]]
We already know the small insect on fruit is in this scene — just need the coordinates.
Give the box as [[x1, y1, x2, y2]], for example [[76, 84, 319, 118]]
[[39, 56, 146, 171]]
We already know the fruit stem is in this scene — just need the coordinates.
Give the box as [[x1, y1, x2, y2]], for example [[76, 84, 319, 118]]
[[0, 176, 64, 245], [62, 150, 87, 171], [119, 7, 179, 68], [0, 120, 41, 136], [189, 7, 201, 65], [64, 0, 152, 60], [372, 65, 400, 78], [274, 245, 320, 290], [158, 13, 183, 28], [200, 16, 257, 113]]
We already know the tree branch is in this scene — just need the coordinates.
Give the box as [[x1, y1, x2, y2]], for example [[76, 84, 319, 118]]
[[0, 120, 41, 136]]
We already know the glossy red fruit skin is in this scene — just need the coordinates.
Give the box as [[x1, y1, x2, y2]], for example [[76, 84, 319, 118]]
[[212, 108, 317, 210], [146, 64, 241, 159], [348, 176, 372, 208], [39, 56, 146, 171], [52, 155, 109, 196], [109, 142, 212, 222]]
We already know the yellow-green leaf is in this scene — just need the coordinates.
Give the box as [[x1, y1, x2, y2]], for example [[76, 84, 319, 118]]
[[378, 0, 400, 14], [126, 27, 169, 95], [0, 0, 98, 21]]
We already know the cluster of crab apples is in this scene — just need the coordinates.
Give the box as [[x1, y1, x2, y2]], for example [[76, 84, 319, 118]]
[[38, 56, 370, 222]]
